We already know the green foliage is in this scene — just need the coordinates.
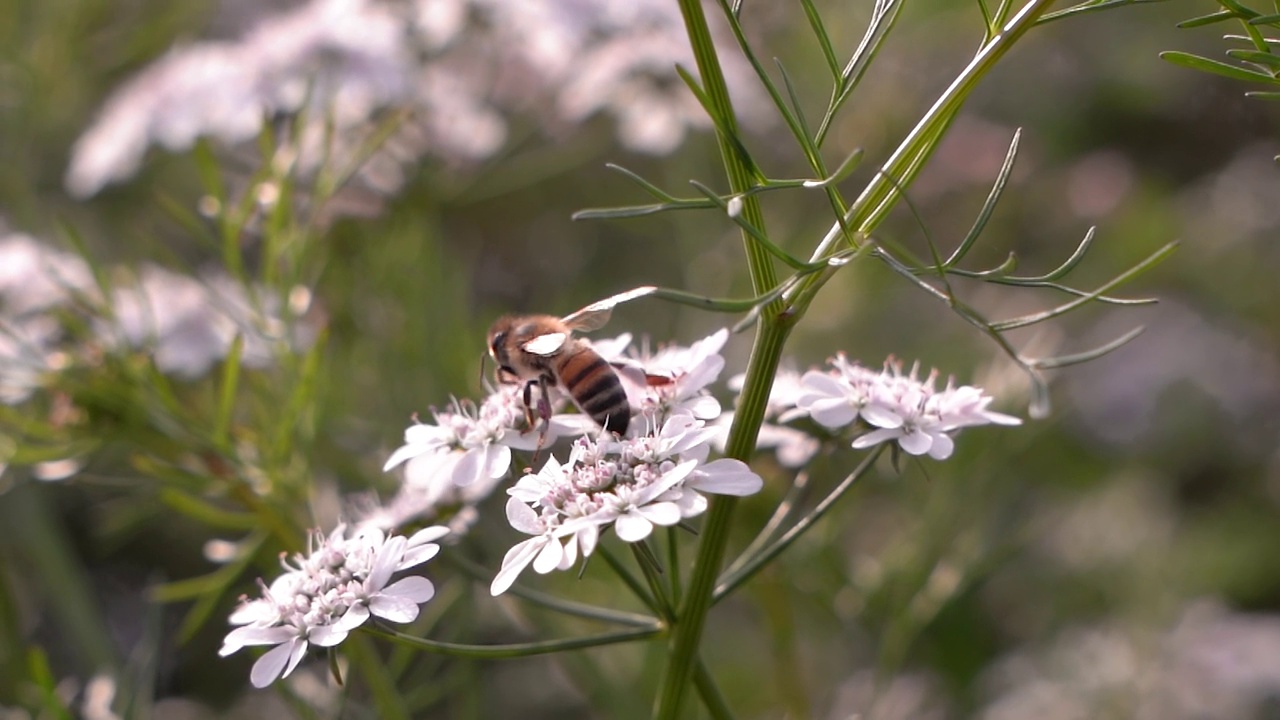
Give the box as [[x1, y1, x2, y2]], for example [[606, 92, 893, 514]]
[[0, 0, 1276, 718]]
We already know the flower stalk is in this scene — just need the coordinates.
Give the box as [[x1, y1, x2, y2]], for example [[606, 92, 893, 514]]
[[657, 0, 794, 715]]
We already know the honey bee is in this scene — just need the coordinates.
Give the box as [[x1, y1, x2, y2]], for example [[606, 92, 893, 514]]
[[488, 304, 632, 438]]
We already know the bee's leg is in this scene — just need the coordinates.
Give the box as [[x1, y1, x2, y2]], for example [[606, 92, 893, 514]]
[[530, 376, 554, 465], [521, 379, 539, 429]]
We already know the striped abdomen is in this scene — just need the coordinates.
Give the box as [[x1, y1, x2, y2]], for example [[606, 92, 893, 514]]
[[553, 346, 630, 435]]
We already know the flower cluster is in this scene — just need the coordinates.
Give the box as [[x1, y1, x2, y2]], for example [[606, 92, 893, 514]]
[[492, 414, 762, 595], [790, 354, 1022, 460], [0, 231, 312, 405], [66, 0, 771, 203], [219, 525, 447, 687]]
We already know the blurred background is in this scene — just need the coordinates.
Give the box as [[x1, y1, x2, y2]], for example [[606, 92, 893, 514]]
[[2, 0, 1279, 718]]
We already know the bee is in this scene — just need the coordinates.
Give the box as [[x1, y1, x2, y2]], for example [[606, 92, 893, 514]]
[[488, 305, 632, 438]]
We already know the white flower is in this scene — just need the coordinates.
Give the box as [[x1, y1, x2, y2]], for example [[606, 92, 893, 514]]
[[383, 388, 539, 488], [220, 524, 447, 687], [788, 355, 1021, 460], [602, 328, 729, 428], [492, 416, 762, 595]]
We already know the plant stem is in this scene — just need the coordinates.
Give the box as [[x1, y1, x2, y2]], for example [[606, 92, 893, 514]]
[[365, 624, 662, 658], [798, 0, 1056, 296], [657, 0, 792, 715], [655, 315, 791, 719]]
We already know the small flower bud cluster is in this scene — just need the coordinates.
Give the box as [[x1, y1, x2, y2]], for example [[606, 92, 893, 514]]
[[219, 525, 446, 687]]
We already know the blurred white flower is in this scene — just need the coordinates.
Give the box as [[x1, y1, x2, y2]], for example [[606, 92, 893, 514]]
[[720, 366, 821, 467], [220, 524, 447, 687], [66, 0, 773, 202], [106, 265, 313, 378], [979, 601, 1280, 720], [0, 231, 311, 400], [66, 0, 413, 198], [0, 234, 93, 314]]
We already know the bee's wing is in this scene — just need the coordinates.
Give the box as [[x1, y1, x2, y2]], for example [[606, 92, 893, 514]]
[[562, 286, 657, 332], [522, 332, 568, 356]]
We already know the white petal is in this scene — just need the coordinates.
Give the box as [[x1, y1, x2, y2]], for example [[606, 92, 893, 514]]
[[398, 542, 440, 571], [250, 638, 304, 688], [369, 595, 420, 624], [380, 576, 436, 605], [383, 442, 426, 472], [452, 448, 485, 487], [808, 398, 858, 428], [852, 427, 899, 450], [861, 404, 904, 429], [686, 395, 722, 420], [926, 432, 955, 460], [366, 535, 406, 591], [532, 538, 564, 574], [506, 497, 544, 535], [491, 538, 545, 596], [689, 458, 764, 496], [898, 428, 933, 456], [638, 501, 681, 527], [577, 523, 599, 557], [312, 618, 358, 647], [678, 490, 708, 518], [487, 444, 513, 479], [614, 512, 654, 542]]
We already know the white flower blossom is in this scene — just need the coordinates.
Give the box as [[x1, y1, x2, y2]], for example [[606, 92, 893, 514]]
[[220, 524, 447, 687], [719, 367, 821, 467], [791, 355, 1021, 460], [66, 0, 771, 209], [492, 415, 762, 595], [599, 328, 729, 430]]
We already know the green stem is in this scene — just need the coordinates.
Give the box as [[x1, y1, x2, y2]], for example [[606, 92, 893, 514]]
[[655, 318, 791, 719], [632, 542, 677, 622], [445, 554, 659, 627], [693, 658, 736, 720], [655, 0, 792, 714], [715, 447, 884, 601], [799, 0, 1055, 290], [346, 633, 410, 720], [364, 624, 661, 658]]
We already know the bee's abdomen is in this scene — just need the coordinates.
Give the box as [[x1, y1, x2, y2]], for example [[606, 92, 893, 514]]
[[556, 348, 630, 435]]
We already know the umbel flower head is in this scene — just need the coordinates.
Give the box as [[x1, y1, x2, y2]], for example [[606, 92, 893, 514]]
[[491, 414, 762, 595], [792, 354, 1022, 460], [220, 525, 447, 687]]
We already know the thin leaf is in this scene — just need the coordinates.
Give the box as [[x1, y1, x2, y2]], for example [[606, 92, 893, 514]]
[[212, 335, 244, 449], [158, 487, 258, 530], [1030, 326, 1147, 369], [800, 0, 842, 81], [366, 624, 662, 659], [604, 163, 680, 202], [946, 129, 1021, 267], [689, 180, 814, 270], [675, 65, 764, 182], [1226, 48, 1280, 71], [1160, 50, 1280, 82], [992, 242, 1178, 331], [1038, 0, 1171, 24], [802, 147, 866, 188], [1175, 9, 1236, 27]]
